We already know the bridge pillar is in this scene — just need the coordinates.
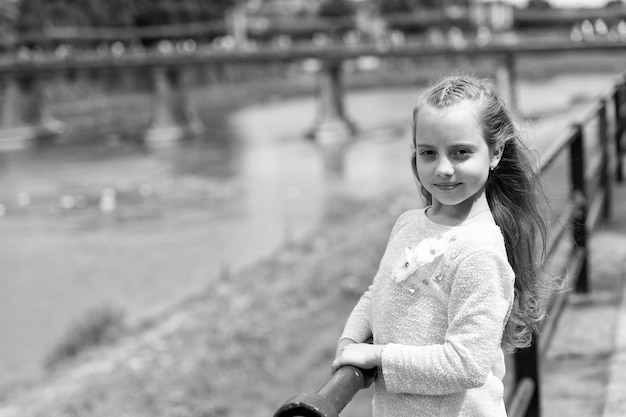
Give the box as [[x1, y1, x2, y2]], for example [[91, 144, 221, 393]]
[[0, 74, 63, 151], [144, 67, 204, 146], [307, 60, 356, 145], [495, 53, 517, 110]]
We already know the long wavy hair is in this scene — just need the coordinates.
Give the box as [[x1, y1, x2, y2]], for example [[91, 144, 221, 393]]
[[411, 75, 549, 351]]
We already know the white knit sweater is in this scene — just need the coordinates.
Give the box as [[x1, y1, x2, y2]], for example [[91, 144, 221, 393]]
[[340, 208, 514, 417]]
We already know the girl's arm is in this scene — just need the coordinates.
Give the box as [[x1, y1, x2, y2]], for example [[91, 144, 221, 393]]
[[334, 211, 413, 369], [337, 285, 373, 350], [335, 337, 358, 359], [380, 249, 514, 396], [332, 341, 383, 370]]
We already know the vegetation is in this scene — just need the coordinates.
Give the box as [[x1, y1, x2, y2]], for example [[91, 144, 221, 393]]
[[374, 0, 443, 14], [317, 0, 355, 18], [526, 0, 552, 9], [2, 0, 625, 49], [44, 306, 126, 371], [15, 0, 237, 31]]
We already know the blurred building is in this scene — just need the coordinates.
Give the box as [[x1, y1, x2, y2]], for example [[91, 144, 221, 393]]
[[247, 0, 322, 16], [469, 1, 515, 32], [0, 0, 19, 50]]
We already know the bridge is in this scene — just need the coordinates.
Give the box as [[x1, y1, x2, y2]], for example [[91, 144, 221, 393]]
[[2, 35, 626, 150]]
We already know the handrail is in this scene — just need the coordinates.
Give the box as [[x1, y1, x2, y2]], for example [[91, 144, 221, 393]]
[[507, 378, 536, 417], [539, 125, 578, 174], [273, 70, 626, 417], [545, 199, 578, 261], [538, 247, 585, 356], [274, 366, 376, 417], [4, 38, 626, 76]]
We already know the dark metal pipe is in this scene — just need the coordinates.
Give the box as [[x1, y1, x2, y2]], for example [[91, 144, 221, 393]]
[[273, 366, 375, 417], [507, 378, 536, 417], [569, 126, 590, 294], [614, 83, 626, 183]]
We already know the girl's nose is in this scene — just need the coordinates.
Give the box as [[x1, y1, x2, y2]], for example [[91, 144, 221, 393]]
[[435, 158, 454, 177]]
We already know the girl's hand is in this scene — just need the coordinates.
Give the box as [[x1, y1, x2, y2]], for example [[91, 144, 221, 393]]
[[331, 343, 384, 371], [335, 338, 357, 359]]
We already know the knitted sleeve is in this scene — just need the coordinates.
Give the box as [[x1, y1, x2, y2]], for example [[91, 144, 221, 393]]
[[339, 285, 373, 343], [340, 210, 414, 343], [380, 248, 514, 395]]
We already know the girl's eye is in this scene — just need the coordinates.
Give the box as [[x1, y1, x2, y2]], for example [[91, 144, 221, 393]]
[[419, 150, 436, 157], [453, 149, 472, 158]]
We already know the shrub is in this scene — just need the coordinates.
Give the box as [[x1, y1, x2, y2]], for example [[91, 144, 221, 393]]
[[318, 0, 354, 18], [45, 305, 126, 370]]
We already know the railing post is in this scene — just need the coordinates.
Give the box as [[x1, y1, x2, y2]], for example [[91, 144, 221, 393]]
[[495, 52, 517, 110], [274, 366, 375, 417], [598, 100, 611, 220], [307, 59, 356, 145], [513, 334, 541, 417], [144, 66, 205, 146], [0, 73, 62, 151], [569, 124, 590, 293], [614, 80, 625, 183]]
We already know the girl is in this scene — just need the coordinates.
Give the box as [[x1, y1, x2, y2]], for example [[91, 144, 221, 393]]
[[331, 75, 549, 416]]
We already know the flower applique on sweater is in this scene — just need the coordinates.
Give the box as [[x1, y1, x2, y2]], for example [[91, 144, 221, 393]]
[[390, 232, 457, 301]]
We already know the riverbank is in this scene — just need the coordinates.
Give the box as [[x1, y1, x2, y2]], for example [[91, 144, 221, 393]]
[[0, 188, 418, 417]]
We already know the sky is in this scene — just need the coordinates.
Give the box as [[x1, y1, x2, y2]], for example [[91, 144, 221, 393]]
[[503, 0, 615, 8]]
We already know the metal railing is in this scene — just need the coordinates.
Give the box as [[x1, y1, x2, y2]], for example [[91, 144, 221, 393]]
[[273, 71, 626, 417], [509, 70, 626, 417], [274, 366, 376, 417]]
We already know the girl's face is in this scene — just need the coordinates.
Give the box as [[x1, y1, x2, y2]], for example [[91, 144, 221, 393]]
[[414, 102, 497, 214]]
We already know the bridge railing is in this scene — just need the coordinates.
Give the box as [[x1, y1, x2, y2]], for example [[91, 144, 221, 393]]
[[3, 38, 626, 151], [273, 70, 626, 417]]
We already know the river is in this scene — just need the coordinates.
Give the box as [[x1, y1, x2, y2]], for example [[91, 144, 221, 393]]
[[0, 72, 616, 387]]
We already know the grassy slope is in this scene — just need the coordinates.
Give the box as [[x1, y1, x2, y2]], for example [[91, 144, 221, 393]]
[[1, 190, 418, 417]]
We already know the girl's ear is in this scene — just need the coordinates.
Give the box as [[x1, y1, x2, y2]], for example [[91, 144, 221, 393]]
[[490, 143, 504, 170]]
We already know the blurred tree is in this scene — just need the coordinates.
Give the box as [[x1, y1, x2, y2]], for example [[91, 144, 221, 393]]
[[605, 0, 625, 7], [87, 0, 135, 26], [132, 0, 236, 26], [376, 0, 413, 14], [0, 0, 19, 47], [17, 0, 237, 31], [19, 0, 90, 30], [375, 0, 441, 14], [525, 0, 552, 9], [317, 0, 354, 17]]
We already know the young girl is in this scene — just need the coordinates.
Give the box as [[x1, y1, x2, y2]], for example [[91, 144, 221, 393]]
[[331, 75, 549, 416]]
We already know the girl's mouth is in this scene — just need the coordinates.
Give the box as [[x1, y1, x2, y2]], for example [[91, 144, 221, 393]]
[[435, 183, 460, 191]]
